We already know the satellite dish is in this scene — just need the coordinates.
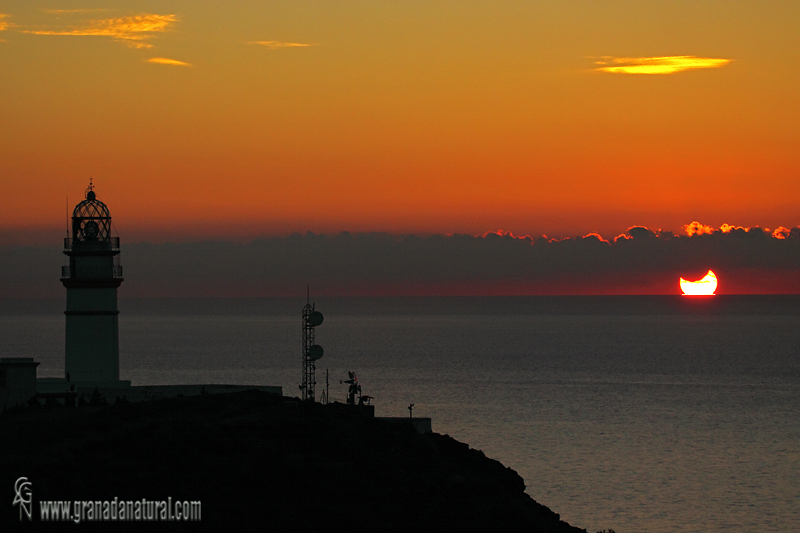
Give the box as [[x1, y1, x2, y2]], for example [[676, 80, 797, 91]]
[[308, 344, 324, 360], [307, 311, 324, 327]]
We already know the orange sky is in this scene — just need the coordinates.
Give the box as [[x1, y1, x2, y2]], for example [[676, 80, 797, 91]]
[[1, 1, 799, 244]]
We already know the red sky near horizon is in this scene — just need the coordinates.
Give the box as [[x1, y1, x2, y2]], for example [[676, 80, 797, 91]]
[[1, 1, 799, 249]]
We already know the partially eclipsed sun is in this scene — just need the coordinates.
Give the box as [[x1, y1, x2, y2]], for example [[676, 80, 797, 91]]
[[680, 270, 717, 295]]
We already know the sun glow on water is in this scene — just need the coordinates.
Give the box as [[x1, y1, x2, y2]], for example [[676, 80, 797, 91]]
[[680, 270, 717, 295]]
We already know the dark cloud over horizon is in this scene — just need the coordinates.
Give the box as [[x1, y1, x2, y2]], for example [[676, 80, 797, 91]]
[[2, 224, 800, 298]]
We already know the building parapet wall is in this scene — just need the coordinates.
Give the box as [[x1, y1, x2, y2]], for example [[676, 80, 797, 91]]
[[35, 383, 282, 405]]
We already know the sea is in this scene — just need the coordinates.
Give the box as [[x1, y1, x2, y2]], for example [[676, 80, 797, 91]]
[[2, 295, 799, 533]]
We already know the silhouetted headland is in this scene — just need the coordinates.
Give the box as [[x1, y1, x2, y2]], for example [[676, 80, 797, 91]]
[[1, 390, 587, 532]]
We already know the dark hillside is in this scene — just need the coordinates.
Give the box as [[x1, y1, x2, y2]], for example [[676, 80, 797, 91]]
[[0, 391, 586, 532]]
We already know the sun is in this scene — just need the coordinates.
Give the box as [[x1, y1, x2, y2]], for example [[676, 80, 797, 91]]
[[680, 270, 718, 295]]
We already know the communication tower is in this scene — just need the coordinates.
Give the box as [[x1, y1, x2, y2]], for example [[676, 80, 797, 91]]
[[300, 288, 324, 401]]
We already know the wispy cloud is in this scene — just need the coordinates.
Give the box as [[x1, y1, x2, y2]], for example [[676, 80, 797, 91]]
[[249, 40, 313, 49], [0, 14, 12, 31], [121, 40, 154, 49], [147, 57, 190, 67], [22, 13, 177, 48], [42, 9, 112, 15], [595, 56, 731, 74]]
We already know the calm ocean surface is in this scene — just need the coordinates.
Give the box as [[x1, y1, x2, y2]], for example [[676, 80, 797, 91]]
[[2, 296, 799, 533]]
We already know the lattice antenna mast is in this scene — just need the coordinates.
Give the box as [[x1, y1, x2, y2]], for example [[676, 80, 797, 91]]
[[301, 287, 324, 401], [301, 299, 314, 401]]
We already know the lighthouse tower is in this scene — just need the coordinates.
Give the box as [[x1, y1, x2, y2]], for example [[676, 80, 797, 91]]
[[61, 182, 124, 385]]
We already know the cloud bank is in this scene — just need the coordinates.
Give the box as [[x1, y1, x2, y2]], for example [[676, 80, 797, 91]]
[[2, 223, 799, 298]]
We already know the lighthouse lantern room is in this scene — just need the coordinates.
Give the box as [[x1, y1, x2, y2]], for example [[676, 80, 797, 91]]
[[61, 181, 124, 385]]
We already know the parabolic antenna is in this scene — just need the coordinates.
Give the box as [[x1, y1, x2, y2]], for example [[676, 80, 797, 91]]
[[307, 311, 324, 327], [308, 344, 324, 360]]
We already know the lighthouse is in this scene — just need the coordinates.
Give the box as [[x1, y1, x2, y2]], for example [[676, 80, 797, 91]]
[[61, 182, 124, 385]]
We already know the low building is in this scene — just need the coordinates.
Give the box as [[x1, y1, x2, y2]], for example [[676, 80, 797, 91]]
[[0, 358, 39, 410]]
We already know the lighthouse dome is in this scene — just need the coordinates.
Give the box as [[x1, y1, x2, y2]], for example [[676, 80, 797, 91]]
[[73, 190, 111, 219], [71, 186, 112, 242]]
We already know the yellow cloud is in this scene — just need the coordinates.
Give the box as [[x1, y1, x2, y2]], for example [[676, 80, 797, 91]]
[[127, 42, 154, 49], [121, 40, 154, 49], [43, 9, 112, 14], [249, 41, 313, 49], [772, 227, 791, 239], [0, 14, 12, 31], [147, 57, 190, 66], [595, 56, 731, 74], [683, 221, 716, 236], [23, 14, 177, 46]]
